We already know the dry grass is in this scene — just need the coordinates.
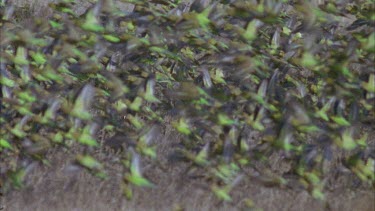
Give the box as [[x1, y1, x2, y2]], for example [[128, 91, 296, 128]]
[[3, 123, 375, 211], [9, 0, 134, 19]]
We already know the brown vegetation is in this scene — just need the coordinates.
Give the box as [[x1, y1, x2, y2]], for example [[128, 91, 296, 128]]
[[4, 122, 375, 211]]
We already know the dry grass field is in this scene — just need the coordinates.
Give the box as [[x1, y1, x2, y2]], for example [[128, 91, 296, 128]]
[[3, 121, 375, 211]]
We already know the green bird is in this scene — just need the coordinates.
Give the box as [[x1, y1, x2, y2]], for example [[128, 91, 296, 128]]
[[124, 149, 155, 188]]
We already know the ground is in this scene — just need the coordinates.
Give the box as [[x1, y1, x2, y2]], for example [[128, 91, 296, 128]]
[[3, 122, 374, 211]]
